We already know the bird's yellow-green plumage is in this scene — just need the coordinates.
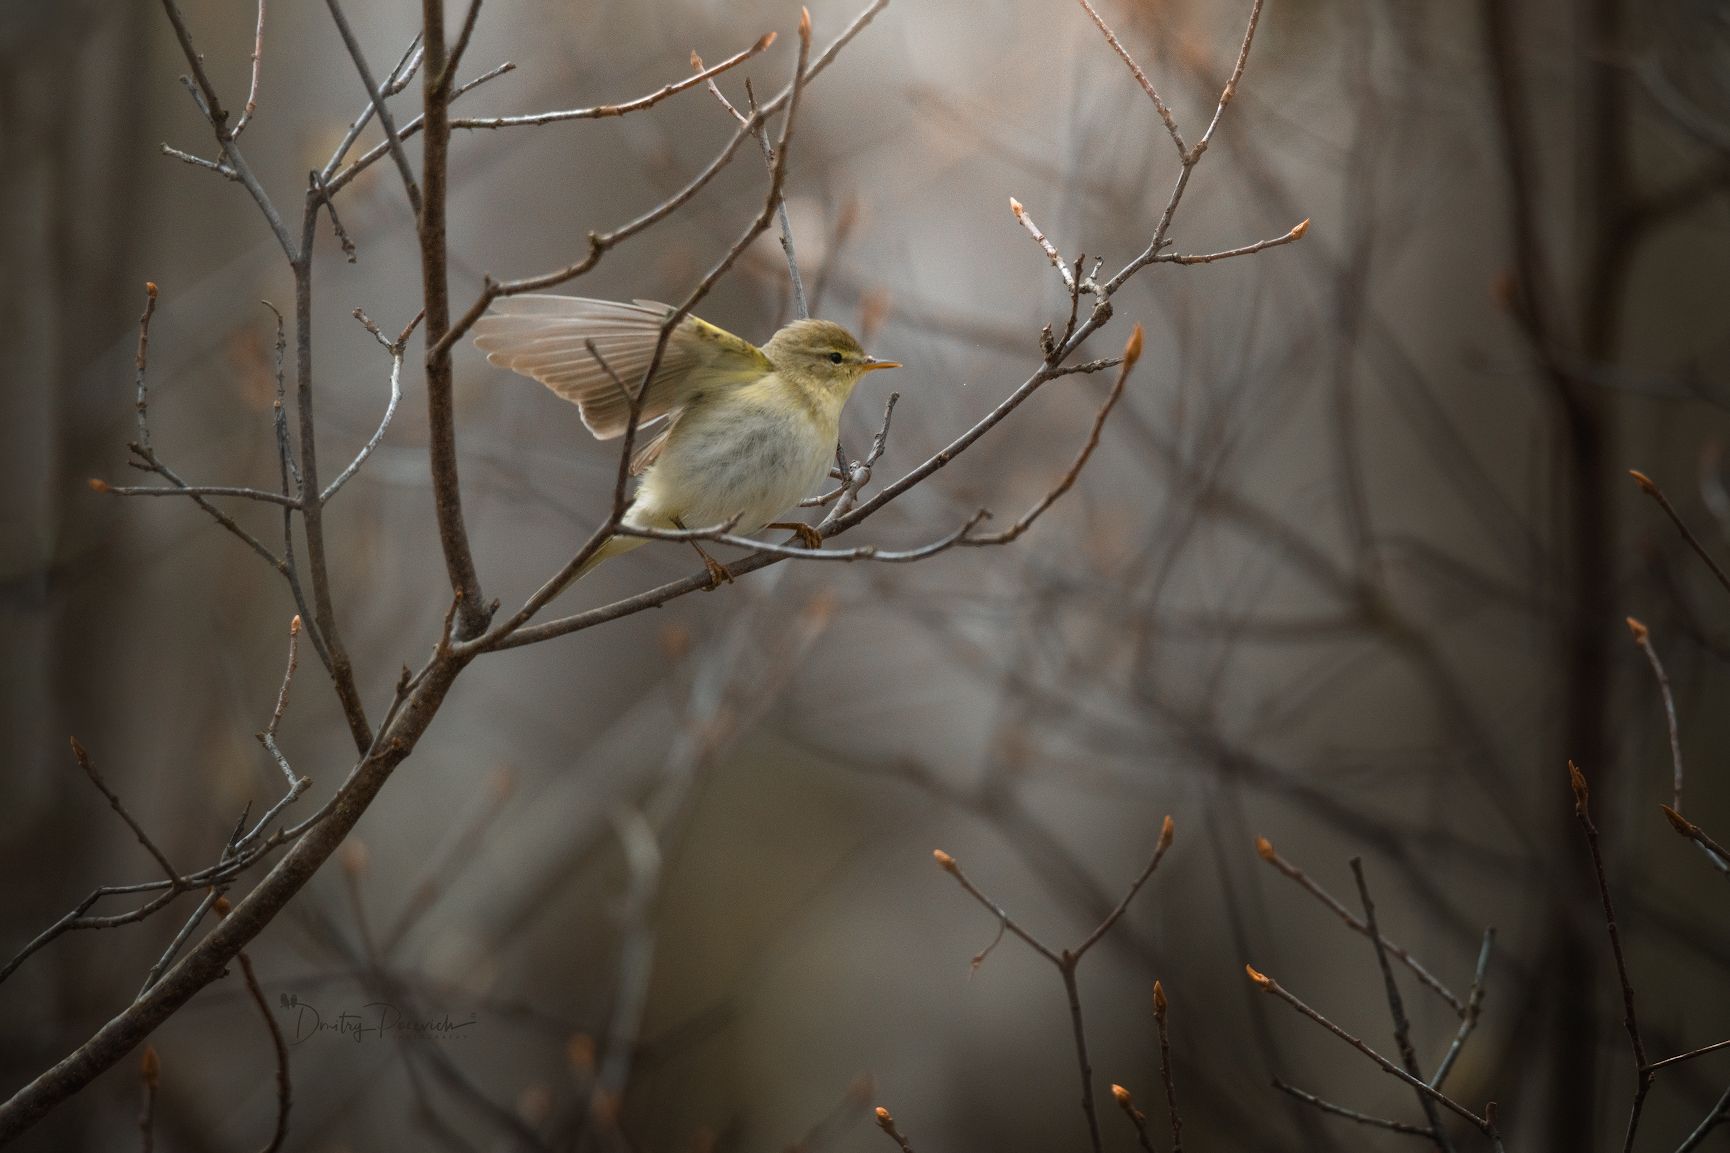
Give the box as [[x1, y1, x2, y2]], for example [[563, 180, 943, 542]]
[[473, 296, 898, 585]]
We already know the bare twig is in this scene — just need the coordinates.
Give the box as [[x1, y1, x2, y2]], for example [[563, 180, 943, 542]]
[[1254, 836, 1464, 1013], [965, 325, 1141, 547], [1157, 218, 1310, 265], [1010, 197, 1077, 290], [68, 739, 181, 886], [1074, 813, 1172, 959], [159, 0, 296, 257], [1660, 805, 1730, 878], [134, 282, 157, 449], [1678, 1087, 1730, 1152], [1626, 617, 1684, 810], [1430, 929, 1495, 1090], [1272, 1078, 1433, 1137], [1245, 966, 1497, 1135], [322, 33, 424, 178], [1568, 761, 1652, 1153], [1152, 980, 1183, 1152], [873, 1106, 916, 1153], [1646, 1038, 1730, 1074], [459, 33, 775, 130], [1629, 469, 1730, 595], [1073, 0, 1185, 156], [217, 897, 291, 1153], [1109, 1083, 1158, 1153], [319, 310, 410, 502], [233, 0, 266, 137], [1351, 857, 1451, 1150], [324, 0, 421, 214]]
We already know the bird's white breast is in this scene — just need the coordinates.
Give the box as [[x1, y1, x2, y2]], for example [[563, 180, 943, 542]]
[[627, 374, 838, 534]]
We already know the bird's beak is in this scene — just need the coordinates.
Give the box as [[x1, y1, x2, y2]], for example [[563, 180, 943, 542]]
[[859, 357, 901, 372]]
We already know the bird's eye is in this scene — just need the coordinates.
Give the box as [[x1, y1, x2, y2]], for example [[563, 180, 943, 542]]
[[828, 352, 844, 364]]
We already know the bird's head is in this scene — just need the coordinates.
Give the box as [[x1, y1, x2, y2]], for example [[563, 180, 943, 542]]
[[764, 318, 899, 396]]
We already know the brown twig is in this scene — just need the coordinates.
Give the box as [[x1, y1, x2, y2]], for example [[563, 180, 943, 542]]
[[1660, 805, 1730, 878], [1271, 1078, 1434, 1137], [872, 1106, 915, 1153], [1073, 0, 1185, 156], [1109, 1084, 1158, 1153], [1351, 857, 1452, 1150], [1244, 965, 1498, 1136], [219, 896, 292, 1153], [1625, 617, 1684, 810], [1430, 929, 1495, 1090], [1157, 218, 1310, 265], [1629, 469, 1730, 595], [324, 0, 421, 213], [1152, 980, 1183, 1152], [965, 326, 1141, 547], [134, 282, 157, 449], [68, 739, 181, 886], [233, 0, 266, 137], [457, 34, 774, 129], [1254, 836, 1464, 1013], [1009, 197, 1077, 291], [1568, 761, 1652, 1153]]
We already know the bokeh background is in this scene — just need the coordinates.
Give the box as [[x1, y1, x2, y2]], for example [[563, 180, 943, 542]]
[[4, 0, 1730, 1149]]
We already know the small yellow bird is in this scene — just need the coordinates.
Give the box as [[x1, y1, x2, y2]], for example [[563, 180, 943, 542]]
[[474, 296, 899, 585]]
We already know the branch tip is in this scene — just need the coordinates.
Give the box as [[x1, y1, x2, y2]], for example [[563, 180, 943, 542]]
[[140, 1045, 159, 1087], [1124, 323, 1145, 367], [758, 30, 778, 50], [289, 614, 302, 635], [1254, 834, 1274, 860], [874, 1106, 893, 1127], [1110, 1083, 1132, 1105], [1660, 804, 1694, 836], [213, 895, 232, 917], [145, 281, 158, 300], [1156, 811, 1173, 848], [1628, 468, 1658, 495], [1567, 760, 1590, 817], [1290, 217, 1310, 239], [1245, 963, 1271, 987], [932, 848, 958, 873], [799, 7, 811, 38], [1153, 978, 1167, 1015], [1625, 615, 1648, 642], [88, 478, 111, 493]]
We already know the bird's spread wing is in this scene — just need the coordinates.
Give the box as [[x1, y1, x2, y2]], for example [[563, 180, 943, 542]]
[[473, 295, 770, 439]]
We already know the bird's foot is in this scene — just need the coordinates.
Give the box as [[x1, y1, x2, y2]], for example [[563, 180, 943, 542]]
[[769, 521, 824, 550], [701, 553, 735, 587]]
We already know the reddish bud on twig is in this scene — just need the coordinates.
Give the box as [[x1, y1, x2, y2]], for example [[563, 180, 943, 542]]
[[289, 614, 302, 636], [1123, 324, 1145, 368], [799, 7, 811, 38], [1156, 812, 1173, 850], [932, 849, 957, 873], [874, 1106, 894, 1129], [1245, 963, 1271, 988], [140, 1045, 160, 1087], [1628, 469, 1658, 496], [1567, 760, 1590, 818], [1110, 1083, 1132, 1105], [213, 895, 232, 917], [1660, 804, 1695, 837], [1290, 218, 1310, 239], [1254, 835, 1275, 861], [756, 31, 778, 51], [1625, 616, 1649, 643], [145, 281, 159, 300], [1009, 196, 1025, 220], [1153, 979, 1168, 1017], [88, 478, 111, 493]]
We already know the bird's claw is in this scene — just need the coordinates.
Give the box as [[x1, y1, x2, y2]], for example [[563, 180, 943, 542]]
[[770, 521, 824, 550], [702, 554, 735, 587]]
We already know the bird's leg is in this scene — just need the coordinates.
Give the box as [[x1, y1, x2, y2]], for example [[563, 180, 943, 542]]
[[767, 521, 824, 550], [673, 517, 734, 587]]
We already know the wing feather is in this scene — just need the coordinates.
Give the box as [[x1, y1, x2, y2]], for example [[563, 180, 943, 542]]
[[473, 296, 771, 439]]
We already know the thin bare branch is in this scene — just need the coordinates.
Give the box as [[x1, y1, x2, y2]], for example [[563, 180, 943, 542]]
[[1010, 196, 1077, 290], [1430, 929, 1495, 1090], [1630, 469, 1730, 595], [1073, 0, 1185, 156], [1157, 218, 1310, 265], [1626, 617, 1684, 810], [458, 34, 775, 129], [1272, 1079, 1434, 1137], [1074, 813, 1172, 959], [233, 0, 266, 137], [324, 0, 421, 213], [68, 739, 181, 886], [1152, 982, 1183, 1152]]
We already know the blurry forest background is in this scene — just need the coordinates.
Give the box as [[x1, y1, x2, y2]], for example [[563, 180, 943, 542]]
[[3, 0, 1730, 1149]]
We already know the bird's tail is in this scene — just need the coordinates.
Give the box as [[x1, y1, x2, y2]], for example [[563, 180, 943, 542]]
[[532, 532, 647, 605]]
